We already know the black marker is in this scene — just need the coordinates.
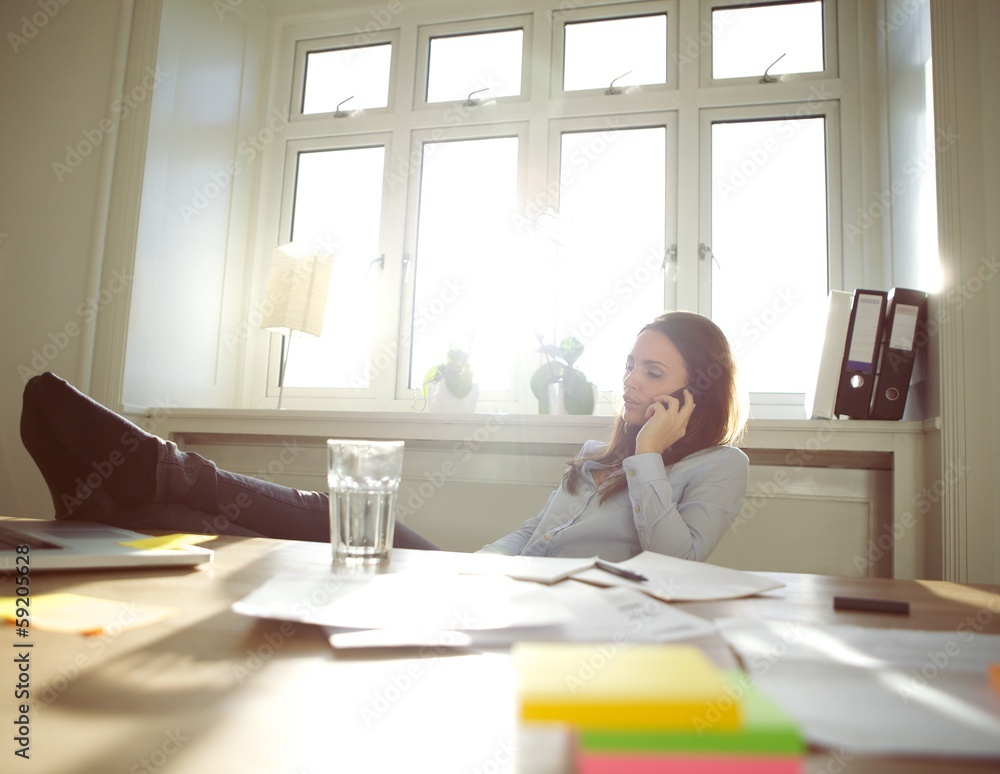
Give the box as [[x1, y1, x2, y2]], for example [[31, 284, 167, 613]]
[[833, 596, 910, 615], [595, 559, 648, 583]]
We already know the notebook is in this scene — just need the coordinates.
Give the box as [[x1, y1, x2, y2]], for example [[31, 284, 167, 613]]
[[0, 518, 213, 571]]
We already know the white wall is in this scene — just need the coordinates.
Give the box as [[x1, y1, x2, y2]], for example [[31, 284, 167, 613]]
[[0, 0, 128, 516]]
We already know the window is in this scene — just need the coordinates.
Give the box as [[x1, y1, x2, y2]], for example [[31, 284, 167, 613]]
[[703, 0, 836, 85], [415, 15, 532, 108], [705, 110, 837, 396], [562, 14, 667, 91], [292, 32, 398, 118], [260, 0, 853, 416], [426, 29, 524, 103], [405, 133, 523, 391]]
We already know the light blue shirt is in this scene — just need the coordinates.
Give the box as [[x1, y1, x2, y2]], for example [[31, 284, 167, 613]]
[[479, 441, 749, 563]]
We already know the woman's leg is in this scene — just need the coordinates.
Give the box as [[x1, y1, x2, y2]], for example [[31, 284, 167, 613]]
[[20, 373, 438, 549]]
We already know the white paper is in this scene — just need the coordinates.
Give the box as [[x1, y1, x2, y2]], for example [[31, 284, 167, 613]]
[[717, 618, 1000, 758], [232, 569, 573, 631], [571, 551, 785, 601], [389, 548, 597, 584], [325, 581, 717, 649]]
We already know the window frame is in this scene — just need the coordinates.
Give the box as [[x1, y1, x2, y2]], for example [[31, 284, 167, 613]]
[[394, 121, 531, 404], [545, 110, 680, 408], [290, 30, 400, 120], [696, 101, 843, 406], [550, 0, 679, 97], [413, 14, 534, 111], [699, 0, 838, 87], [266, 131, 396, 403]]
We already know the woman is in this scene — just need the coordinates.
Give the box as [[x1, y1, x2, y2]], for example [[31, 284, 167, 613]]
[[480, 311, 747, 561], [19, 312, 747, 561]]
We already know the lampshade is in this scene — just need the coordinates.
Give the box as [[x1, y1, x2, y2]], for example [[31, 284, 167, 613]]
[[259, 243, 333, 337]]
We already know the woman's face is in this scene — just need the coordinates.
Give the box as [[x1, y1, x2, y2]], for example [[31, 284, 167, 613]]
[[621, 329, 690, 426]]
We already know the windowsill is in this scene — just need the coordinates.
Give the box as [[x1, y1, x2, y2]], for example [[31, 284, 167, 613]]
[[130, 405, 938, 451]]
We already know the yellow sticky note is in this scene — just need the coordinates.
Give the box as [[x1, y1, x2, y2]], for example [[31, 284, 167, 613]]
[[118, 533, 217, 551], [513, 643, 741, 731], [1, 593, 175, 635]]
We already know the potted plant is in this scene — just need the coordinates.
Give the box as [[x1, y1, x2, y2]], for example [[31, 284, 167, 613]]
[[422, 347, 478, 413], [530, 335, 596, 415]]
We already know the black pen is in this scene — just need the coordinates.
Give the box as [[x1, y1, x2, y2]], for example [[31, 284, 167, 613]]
[[833, 596, 910, 615], [595, 558, 648, 583]]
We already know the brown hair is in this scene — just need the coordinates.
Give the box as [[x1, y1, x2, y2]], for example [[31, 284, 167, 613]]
[[564, 311, 745, 501]]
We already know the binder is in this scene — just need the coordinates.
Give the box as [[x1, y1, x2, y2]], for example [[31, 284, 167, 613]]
[[869, 288, 929, 420], [808, 290, 854, 419], [834, 290, 888, 419]]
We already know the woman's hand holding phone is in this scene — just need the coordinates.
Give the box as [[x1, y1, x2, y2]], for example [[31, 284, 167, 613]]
[[635, 388, 696, 455]]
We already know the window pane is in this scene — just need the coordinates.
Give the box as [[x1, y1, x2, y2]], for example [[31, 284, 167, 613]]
[[712, 1, 823, 80], [563, 15, 667, 91], [711, 117, 828, 395], [553, 127, 667, 389], [302, 44, 391, 114], [283, 146, 385, 388], [409, 137, 521, 390], [426, 30, 523, 103]]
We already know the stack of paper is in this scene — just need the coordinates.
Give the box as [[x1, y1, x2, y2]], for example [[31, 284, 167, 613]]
[[512, 643, 804, 772]]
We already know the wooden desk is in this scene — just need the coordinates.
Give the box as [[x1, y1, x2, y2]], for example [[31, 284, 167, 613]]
[[3, 537, 998, 774]]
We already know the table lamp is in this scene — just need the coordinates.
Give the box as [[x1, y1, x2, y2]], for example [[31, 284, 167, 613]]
[[259, 242, 333, 408]]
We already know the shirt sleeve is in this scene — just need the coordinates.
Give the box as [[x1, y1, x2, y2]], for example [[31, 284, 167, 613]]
[[476, 491, 555, 555], [622, 446, 749, 561]]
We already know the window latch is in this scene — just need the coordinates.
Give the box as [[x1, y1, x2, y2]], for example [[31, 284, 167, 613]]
[[366, 253, 385, 278], [662, 244, 677, 270], [760, 53, 786, 84], [605, 71, 633, 95]]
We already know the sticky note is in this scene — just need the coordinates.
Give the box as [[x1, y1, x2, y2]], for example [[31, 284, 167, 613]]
[[513, 643, 740, 730], [118, 533, 217, 550], [579, 672, 803, 755], [1, 593, 175, 635], [989, 664, 1000, 697]]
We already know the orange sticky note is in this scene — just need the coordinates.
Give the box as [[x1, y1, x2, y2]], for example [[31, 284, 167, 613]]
[[118, 533, 217, 551], [1, 593, 175, 635], [989, 664, 1000, 696]]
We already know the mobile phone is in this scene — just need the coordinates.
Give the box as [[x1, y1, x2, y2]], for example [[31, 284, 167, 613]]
[[666, 384, 699, 407]]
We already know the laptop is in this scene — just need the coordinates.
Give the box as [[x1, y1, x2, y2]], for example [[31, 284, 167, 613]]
[[0, 518, 214, 571]]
